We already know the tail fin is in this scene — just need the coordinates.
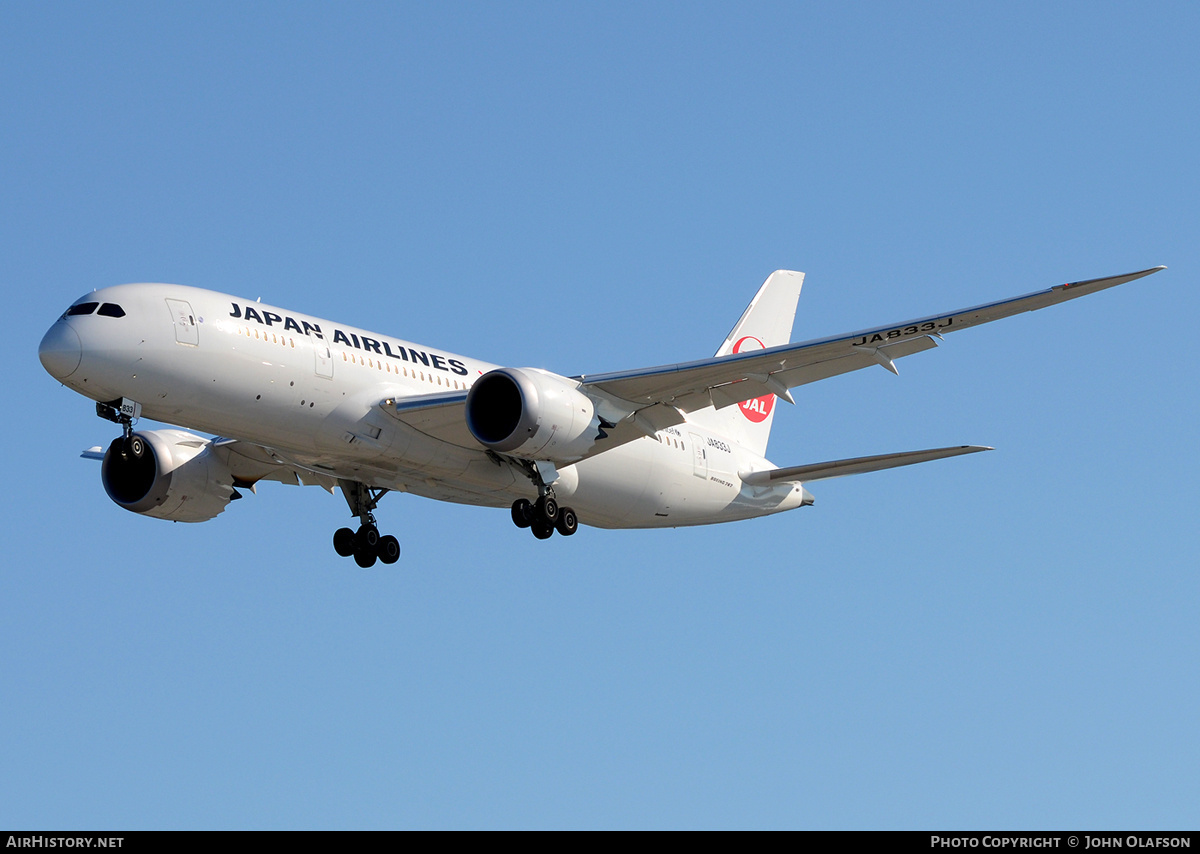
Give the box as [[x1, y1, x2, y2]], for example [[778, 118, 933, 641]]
[[691, 270, 804, 457]]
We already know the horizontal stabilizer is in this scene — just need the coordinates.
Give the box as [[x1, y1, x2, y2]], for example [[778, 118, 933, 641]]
[[739, 445, 992, 485]]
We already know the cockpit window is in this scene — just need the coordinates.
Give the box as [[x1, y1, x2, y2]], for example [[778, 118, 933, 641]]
[[66, 302, 99, 316], [98, 303, 126, 317]]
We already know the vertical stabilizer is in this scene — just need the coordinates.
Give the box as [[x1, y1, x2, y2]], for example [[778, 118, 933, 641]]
[[692, 270, 804, 457]]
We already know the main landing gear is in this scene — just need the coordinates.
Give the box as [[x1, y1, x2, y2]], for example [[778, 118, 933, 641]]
[[511, 496, 578, 539], [333, 481, 401, 567], [509, 459, 579, 540], [508, 464, 579, 540]]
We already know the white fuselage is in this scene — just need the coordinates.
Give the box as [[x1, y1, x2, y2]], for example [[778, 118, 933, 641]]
[[41, 283, 809, 528]]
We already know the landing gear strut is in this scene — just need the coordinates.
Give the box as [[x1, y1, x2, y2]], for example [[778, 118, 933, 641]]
[[97, 398, 141, 457], [334, 480, 401, 567], [510, 463, 579, 540]]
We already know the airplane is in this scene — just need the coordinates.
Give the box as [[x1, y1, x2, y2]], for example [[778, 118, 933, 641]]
[[38, 265, 1164, 566]]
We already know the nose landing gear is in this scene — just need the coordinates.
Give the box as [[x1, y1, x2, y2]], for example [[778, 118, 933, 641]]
[[97, 397, 142, 451], [334, 481, 401, 567]]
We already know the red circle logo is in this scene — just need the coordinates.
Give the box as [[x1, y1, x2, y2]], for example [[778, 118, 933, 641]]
[[732, 336, 774, 423]]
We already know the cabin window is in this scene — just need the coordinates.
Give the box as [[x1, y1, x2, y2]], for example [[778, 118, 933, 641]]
[[67, 302, 98, 316]]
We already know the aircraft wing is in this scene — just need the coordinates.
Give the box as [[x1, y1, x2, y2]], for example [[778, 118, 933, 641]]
[[82, 437, 344, 491], [579, 267, 1165, 420], [210, 439, 341, 491], [383, 266, 1163, 456]]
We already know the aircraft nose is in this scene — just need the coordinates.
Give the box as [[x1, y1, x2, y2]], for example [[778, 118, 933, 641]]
[[39, 321, 82, 380]]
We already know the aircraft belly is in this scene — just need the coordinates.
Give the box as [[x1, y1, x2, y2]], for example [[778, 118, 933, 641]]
[[568, 437, 658, 527], [270, 431, 519, 503], [570, 428, 788, 529]]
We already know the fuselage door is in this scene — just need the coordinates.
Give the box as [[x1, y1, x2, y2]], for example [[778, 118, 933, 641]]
[[689, 432, 708, 479], [315, 337, 333, 379], [165, 298, 199, 346]]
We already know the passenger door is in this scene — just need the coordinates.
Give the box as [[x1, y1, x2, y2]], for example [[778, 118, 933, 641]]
[[165, 298, 199, 346]]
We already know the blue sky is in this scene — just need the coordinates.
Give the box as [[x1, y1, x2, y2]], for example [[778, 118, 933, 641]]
[[3, 2, 1197, 829]]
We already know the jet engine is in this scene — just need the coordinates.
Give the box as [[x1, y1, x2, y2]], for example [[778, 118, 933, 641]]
[[465, 368, 603, 463], [101, 429, 237, 523]]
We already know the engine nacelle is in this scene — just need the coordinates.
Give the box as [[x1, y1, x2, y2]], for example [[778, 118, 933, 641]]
[[101, 429, 236, 523], [465, 368, 602, 463]]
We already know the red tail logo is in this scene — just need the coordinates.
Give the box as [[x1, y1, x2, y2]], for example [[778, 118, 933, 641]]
[[732, 336, 775, 424]]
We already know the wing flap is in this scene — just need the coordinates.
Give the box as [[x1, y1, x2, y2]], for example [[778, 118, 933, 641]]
[[706, 334, 941, 410], [740, 444, 992, 485]]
